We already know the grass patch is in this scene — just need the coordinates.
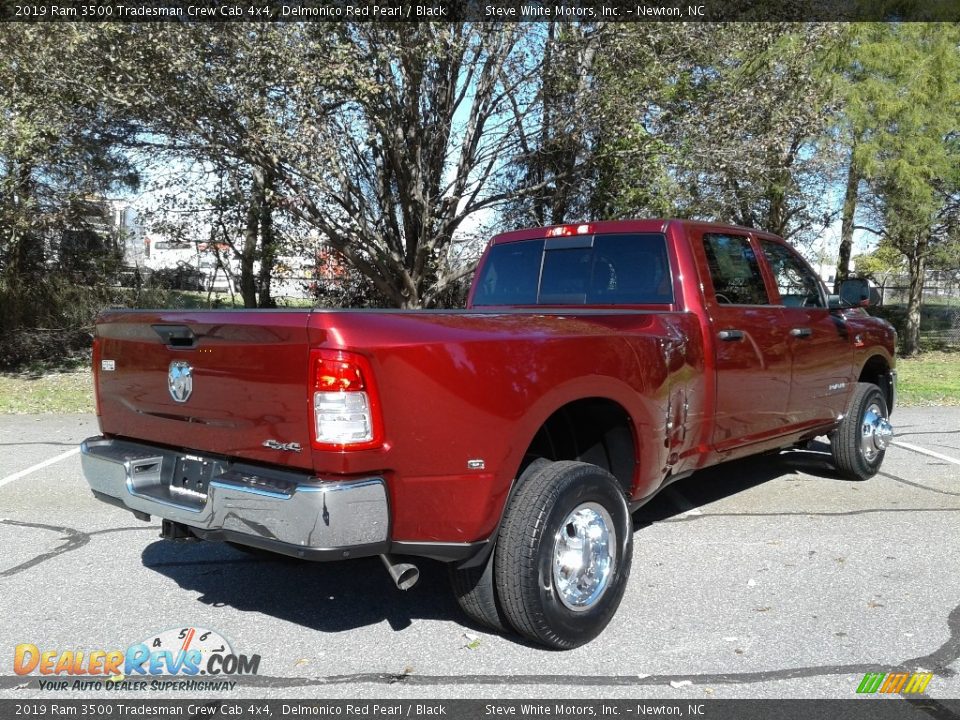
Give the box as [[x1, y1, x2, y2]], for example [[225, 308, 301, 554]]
[[1, 350, 957, 414], [896, 351, 960, 407], [0, 368, 94, 414]]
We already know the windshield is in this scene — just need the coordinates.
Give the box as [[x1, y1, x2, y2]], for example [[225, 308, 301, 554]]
[[472, 233, 672, 307]]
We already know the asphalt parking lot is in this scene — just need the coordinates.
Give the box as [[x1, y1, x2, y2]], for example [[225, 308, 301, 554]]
[[0, 408, 957, 701]]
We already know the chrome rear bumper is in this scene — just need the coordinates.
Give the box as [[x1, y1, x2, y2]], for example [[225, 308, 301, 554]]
[[80, 436, 390, 559]]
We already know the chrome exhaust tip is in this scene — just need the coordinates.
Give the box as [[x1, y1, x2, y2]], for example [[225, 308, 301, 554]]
[[380, 554, 419, 590]]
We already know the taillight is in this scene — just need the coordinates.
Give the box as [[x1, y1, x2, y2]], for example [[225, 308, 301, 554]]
[[309, 349, 383, 451]]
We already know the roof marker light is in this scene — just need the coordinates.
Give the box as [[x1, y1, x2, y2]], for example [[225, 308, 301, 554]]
[[546, 223, 594, 238]]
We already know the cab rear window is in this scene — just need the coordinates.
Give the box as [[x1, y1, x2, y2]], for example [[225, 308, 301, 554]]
[[472, 233, 672, 307]]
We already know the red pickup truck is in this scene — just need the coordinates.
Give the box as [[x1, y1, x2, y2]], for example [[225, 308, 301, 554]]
[[82, 219, 896, 649]]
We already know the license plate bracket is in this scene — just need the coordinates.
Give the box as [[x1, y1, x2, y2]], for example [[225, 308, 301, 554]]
[[170, 455, 213, 498]]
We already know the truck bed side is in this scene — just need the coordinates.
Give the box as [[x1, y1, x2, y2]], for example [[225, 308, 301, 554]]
[[305, 309, 706, 543]]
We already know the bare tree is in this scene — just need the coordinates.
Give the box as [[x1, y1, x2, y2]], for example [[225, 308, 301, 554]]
[[268, 23, 543, 308]]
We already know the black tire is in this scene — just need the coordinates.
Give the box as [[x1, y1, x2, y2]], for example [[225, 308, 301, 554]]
[[831, 382, 891, 481], [448, 554, 508, 632], [493, 460, 633, 649], [448, 458, 550, 633]]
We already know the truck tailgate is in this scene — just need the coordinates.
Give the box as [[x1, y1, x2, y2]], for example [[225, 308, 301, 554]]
[[95, 310, 314, 471]]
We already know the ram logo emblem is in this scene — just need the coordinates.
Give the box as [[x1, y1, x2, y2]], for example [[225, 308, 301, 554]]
[[168, 361, 193, 403]]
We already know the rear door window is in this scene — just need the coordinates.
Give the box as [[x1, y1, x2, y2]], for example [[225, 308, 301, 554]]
[[700, 233, 771, 305]]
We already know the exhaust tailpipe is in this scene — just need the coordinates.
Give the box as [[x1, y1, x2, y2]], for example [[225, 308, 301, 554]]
[[380, 554, 419, 590]]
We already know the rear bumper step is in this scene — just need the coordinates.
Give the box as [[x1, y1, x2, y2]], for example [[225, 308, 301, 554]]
[[81, 436, 390, 560]]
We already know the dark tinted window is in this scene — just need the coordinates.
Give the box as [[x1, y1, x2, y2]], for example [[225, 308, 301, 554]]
[[472, 240, 543, 306], [760, 240, 826, 308], [472, 233, 672, 306], [701, 233, 770, 305], [539, 245, 592, 303]]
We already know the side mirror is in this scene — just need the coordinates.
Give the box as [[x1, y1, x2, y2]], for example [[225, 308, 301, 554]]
[[838, 278, 871, 307]]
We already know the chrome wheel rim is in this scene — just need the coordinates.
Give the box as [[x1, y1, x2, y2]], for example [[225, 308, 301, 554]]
[[860, 402, 893, 462], [552, 502, 617, 612]]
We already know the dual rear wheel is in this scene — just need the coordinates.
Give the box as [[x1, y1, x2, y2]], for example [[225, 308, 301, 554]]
[[450, 460, 632, 650], [452, 382, 891, 648]]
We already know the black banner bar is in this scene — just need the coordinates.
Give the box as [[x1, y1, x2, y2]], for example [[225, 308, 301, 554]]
[[2, 0, 959, 23]]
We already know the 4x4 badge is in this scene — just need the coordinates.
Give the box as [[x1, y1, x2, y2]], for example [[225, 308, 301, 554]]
[[168, 361, 193, 403], [262, 439, 302, 452]]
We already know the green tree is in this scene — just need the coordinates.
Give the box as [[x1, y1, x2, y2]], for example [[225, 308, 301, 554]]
[[0, 26, 137, 340], [827, 24, 871, 287], [588, 24, 685, 221], [669, 24, 842, 242], [65, 23, 321, 308], [854, 243, 902, 303], [501, 22, 607, 228], [839, 23, 960, 354], [566, 24, 843, 244]]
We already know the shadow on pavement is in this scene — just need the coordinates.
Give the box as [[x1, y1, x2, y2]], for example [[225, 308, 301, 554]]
[[142, 540, 456, 634], [143, 443, 851, 636], [633, 441, 847, 528]]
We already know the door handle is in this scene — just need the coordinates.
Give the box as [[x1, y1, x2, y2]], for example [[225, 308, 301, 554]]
[[718, 329, 744, 341], [152, 324, 196, 347], [790, 327, 813, 338]]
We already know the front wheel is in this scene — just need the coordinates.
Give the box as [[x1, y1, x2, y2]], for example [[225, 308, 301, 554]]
[[831, 382, 893, 481], [494, 461, 633, 649]]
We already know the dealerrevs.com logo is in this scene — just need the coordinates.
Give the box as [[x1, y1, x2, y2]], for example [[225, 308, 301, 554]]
[[13, 627, 261, 692]]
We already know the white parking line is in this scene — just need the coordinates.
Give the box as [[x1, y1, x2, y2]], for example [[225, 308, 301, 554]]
[[892, 440, 960, 467], [0, 447, 81, 488]]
